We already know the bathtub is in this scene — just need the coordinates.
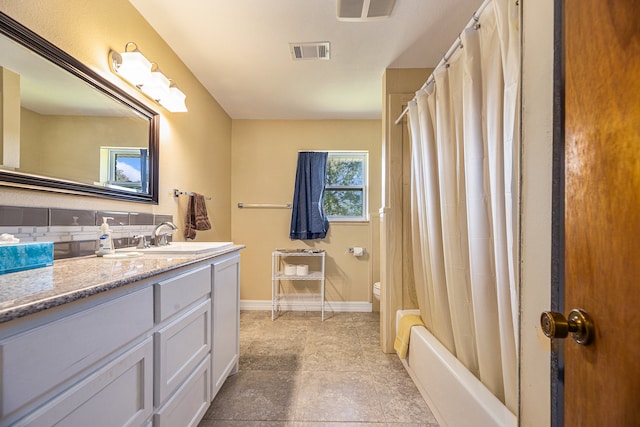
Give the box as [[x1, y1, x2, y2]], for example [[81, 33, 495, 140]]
[[396, 310, 516, 427]]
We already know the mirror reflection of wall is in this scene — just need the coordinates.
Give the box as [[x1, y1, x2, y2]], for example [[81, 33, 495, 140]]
[[18, 111, 148, 186], [0, 66, 21, 170], [0, 12, 158, 203]]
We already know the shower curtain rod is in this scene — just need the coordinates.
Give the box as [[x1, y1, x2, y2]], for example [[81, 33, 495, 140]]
[[394, 0, 493, 125]]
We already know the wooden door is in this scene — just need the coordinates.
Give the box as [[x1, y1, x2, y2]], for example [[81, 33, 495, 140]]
[[562, 0, 640, 425]]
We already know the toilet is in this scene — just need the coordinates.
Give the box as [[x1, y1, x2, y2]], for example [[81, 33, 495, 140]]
[[373, 282, 381, 301]]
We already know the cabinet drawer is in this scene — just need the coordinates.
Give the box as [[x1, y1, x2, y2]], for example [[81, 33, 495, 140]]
[[155, 299, 211, 405], [15, 337, 153, 427], [154, 355, 211, 427], [155, 265, 211, 322], [0, 287, 153, 420]]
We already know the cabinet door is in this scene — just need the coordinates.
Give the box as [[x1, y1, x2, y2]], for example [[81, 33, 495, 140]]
[[154, 355, 210, 427], [16, 337, 153, 427], [155, 299, 211, 406], [211, 254, 240, 398], [0, 287, 153, 421]]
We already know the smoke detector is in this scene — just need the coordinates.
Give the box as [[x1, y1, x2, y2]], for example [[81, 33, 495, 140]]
[[337, 0, 396, 21], [289, 42, 331, 61]]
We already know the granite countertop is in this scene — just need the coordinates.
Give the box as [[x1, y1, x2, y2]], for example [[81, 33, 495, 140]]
[[0, 245, 244, 324]]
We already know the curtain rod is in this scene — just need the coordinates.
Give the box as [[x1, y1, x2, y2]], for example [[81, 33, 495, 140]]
[[394, 0, 494, 125]]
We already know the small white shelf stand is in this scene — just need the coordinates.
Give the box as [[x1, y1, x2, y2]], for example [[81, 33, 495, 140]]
[[271, 249, 326, 320]]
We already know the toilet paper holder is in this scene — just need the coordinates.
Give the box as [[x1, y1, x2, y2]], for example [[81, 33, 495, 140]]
[[348, 247, 366, 256]]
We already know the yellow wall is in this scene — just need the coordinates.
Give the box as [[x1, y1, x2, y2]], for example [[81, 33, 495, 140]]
[[231, 120, 381, 303], [0, 0, 232, 242]]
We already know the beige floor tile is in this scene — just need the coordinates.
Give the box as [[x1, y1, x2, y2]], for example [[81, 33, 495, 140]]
[[295, 371, 384, 422], [301, 343, 368, 372], [372, 371, 437, 424], [198, 311, 439, 427], [203, 370, 300, 421]]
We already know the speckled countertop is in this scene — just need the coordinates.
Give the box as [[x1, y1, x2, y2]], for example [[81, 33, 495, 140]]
[[0, 245, 244, 324]]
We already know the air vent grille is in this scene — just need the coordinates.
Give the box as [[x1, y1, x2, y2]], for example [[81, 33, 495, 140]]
[[337, 0, 396, 21], [289, 42, 331, 61]]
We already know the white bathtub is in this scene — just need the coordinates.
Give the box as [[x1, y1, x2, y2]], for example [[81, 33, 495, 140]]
[[396, 310, 516, 427]]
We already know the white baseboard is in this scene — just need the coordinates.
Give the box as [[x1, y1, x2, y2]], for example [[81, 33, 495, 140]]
[[240, 299, 372, 313]]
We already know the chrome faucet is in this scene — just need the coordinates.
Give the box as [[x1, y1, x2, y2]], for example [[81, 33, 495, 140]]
[[132, 234, 149, 249], [152, 222, 178, 246]]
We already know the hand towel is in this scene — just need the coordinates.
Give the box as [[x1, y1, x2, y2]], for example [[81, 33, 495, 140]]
[[394, 313, 425, 359], [184, 193, 211, 240]]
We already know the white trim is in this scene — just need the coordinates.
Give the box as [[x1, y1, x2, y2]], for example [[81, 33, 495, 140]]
[[240, 299, 372, 313]]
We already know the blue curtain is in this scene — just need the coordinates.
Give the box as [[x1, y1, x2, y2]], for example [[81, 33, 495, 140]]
[[290, 151, 329, 240]]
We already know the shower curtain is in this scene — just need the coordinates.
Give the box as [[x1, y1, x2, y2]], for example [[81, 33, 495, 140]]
[[406, 0, 519, 413]]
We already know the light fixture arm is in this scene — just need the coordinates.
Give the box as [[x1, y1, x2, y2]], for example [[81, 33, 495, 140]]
[[124, 41, 139, 52]]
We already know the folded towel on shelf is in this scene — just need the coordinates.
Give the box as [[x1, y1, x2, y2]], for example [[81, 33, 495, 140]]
[[184, 193, 211, 240], [394, 313, 425, 359]]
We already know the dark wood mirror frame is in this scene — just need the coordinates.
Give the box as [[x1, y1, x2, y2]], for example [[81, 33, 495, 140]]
[[0, 12, 159, 204]]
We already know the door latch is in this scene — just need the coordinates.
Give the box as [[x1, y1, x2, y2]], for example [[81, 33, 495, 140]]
[[540, 308, 594, 346]]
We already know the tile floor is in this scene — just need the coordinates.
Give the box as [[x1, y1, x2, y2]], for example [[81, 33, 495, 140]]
[[198, 310, 439, 427]]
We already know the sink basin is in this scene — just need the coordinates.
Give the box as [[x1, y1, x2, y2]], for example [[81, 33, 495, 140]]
[[120, 241, 234, 255]]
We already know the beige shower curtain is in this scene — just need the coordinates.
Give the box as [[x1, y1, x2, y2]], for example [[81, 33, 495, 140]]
[[407, 0, 519, 413]]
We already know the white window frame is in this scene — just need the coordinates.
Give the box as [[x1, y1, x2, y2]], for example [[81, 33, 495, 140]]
[[324, 151, 369, 222]]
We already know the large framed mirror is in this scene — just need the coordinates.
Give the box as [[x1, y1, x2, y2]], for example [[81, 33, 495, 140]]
[[0, 12, 159, 203]]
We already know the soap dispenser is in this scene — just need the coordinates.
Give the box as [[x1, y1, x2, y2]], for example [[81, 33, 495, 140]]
[[96, 217, 115, 256]]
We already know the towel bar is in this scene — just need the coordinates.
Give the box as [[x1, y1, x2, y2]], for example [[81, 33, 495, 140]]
[[173, 189, 211, 200], [237, 203, 292, 209]]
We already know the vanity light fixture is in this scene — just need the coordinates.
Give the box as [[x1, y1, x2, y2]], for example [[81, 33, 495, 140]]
[[110, 42, 151, 85], [160, 83, 188, 112], [109, 42, 188, 112], [140, 63, 171, 101]]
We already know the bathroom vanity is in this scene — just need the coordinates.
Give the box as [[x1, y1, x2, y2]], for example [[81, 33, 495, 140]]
[[0, 245, 243, 427]]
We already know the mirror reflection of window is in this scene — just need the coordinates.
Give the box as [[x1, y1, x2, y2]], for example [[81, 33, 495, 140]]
[[100, 147, 148, 193]]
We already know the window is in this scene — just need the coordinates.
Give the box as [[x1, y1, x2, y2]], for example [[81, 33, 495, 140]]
[[100, 148, 148, 192], [324, 151, 368, 221]]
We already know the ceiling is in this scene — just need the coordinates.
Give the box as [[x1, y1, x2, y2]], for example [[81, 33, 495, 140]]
[[128, 0, 483, 120]]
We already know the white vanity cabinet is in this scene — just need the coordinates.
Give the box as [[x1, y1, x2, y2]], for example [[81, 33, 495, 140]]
[[0, 247, 243, 427], [211, 253, 241, 398]]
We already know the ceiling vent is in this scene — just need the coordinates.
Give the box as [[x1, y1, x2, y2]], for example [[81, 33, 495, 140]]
[[289, 42, 331, 61], [337, 0, 396, 21]]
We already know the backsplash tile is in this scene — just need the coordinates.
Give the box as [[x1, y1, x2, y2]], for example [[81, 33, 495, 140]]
[[0, 205, 172, 260], [0, 206, 48, 226], [96, 211, 129, 226], [129, 213, 155, 225], [54, 241, 99, 259], [154, 214, 173, 224], [50, 208, 96, 226]]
